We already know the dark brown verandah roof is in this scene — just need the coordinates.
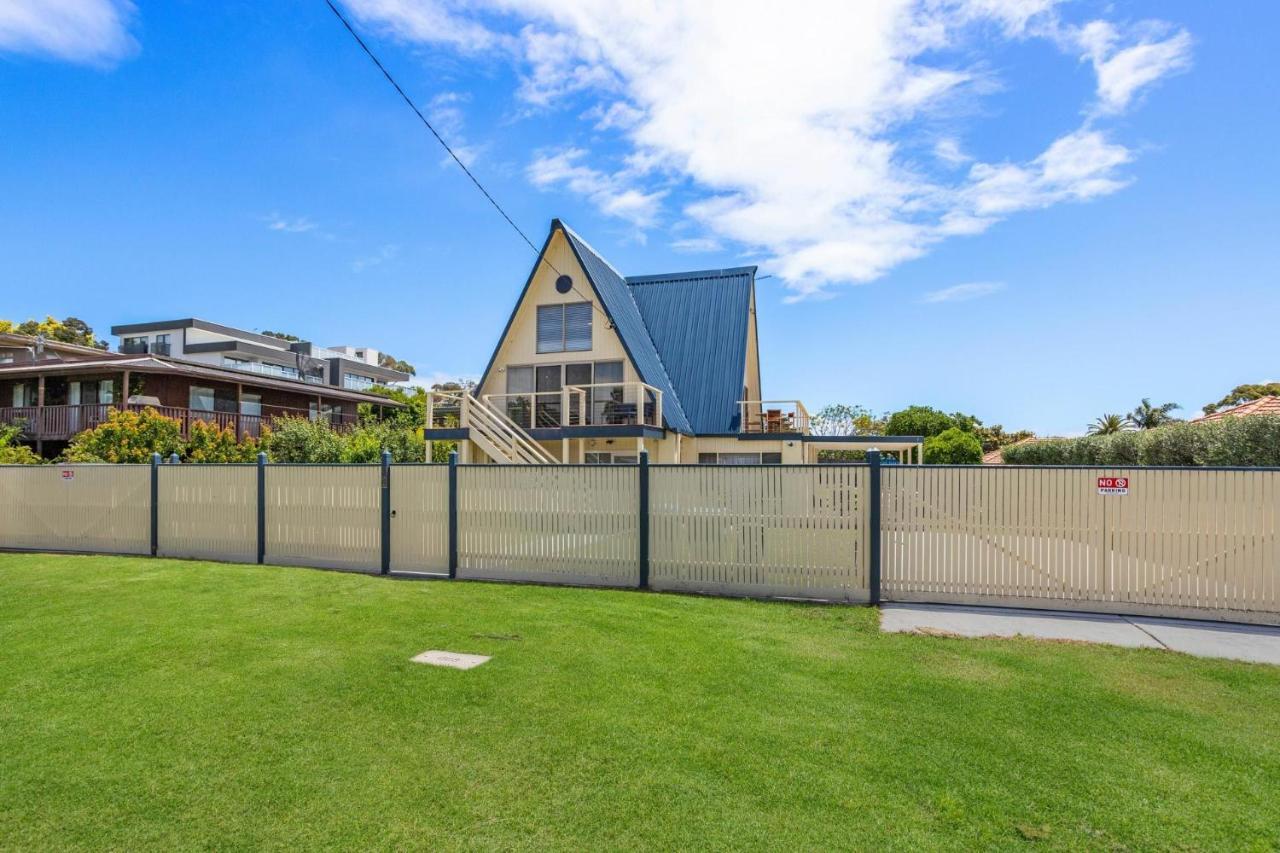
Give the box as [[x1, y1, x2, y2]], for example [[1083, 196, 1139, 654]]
[[0, 355, 404, 407]]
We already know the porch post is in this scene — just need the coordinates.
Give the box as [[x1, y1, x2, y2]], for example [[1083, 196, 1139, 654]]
[[235, 383, 243, 439], [120, 370, 130, 410], [35, 375, 45, 456]]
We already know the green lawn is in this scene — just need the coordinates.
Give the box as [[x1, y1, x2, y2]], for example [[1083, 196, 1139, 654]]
[[1, 555, 1278, 851]]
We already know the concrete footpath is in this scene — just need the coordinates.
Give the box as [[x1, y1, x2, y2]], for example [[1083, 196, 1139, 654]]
[[880, 603, 1280, 665]]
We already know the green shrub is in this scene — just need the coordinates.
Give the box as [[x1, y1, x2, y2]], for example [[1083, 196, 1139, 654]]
[[61, 408, 185, 463], [923, 427, 983, 464], [341, 420, 425, 463], [259, 416, 345, 463], [1000, 415, 1280, 467], [0, 423, 41, 464], [184, 420, 261, 463]]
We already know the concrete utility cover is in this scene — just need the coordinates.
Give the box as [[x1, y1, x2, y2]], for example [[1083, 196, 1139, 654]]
[[411, 650, 491, 670]]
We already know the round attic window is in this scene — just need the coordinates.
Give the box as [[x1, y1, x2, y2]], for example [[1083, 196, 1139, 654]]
[[555, 274, 573, 294]]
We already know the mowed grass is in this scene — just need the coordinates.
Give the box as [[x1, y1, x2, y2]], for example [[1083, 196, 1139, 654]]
[[1, 555, 1278, 851]]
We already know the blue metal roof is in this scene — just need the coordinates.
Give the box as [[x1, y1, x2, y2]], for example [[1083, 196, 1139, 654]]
[[626, 267, 757, 434], [557, 222, 695, 435]]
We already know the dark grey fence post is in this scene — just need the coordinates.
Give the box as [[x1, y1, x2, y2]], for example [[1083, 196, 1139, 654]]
[[380, 449, 392, 575], [638, 450, 650, 589], [256, 451, 267, 565], [447, 450, 458, 578], [150, 452, 160, 557], [867, 449, 882, 605]]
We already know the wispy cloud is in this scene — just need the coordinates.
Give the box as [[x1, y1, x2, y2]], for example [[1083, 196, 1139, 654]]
[[343, 0, 1192, 299], [0, 0, 136, 66], [921, 281, 1005, 304], [670, 236, 722, 253], [264, 213, 319, 234], [352, 244, 399, 273], [527, 148, 665, 230]]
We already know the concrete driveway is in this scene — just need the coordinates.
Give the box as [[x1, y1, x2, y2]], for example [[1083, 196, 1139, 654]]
[[880, 603, 1280, 665]]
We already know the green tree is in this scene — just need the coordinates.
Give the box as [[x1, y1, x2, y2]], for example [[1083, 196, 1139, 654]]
[[0, 424, 40, 464], [810, 403, 885, 436], [2, 315, 107, 349], [1203, 382, 1280, 414], [378, 353, 417, 376], [884, 405, 976, 439], [923, 427, 983, 464], [261, 330, 302, 342], [975, 425, 1034, 453], [1087, 413, 1132, 435], [1128, 398, 1181, 430], [62, 408, 185, 463]]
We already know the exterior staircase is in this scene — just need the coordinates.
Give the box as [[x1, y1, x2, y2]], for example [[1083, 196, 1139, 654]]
[[451, 392, 556, 464]]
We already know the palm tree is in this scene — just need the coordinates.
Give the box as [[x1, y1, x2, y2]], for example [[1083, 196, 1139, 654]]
[[1088, 413, 1132, 435], [1128, 398, 1181, 429]]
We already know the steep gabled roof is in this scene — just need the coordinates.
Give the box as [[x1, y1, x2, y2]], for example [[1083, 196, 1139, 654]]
[[626, 267, 756, 434], [556, 222, 695, 434]]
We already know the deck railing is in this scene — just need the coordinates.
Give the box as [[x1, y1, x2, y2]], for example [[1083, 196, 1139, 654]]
[[478, 382, 662, 430], [738, 400, 810, 434], [0, 403, 358, 442]]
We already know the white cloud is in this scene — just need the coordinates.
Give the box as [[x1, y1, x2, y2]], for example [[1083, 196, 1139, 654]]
[[343, 0, 1191, 299], [670, 236, 722, 253], [527, 147, 665, 229], [921, 281, 1004, 303], [1075, 21, 1192, 114], [264, 213, 320, 234], [0, 0, 136, 65], [427, 91, 485, 166], [352, 244, 400, 272]]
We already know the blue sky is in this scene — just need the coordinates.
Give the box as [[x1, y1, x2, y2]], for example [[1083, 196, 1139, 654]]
[[1, 1, 1276, 435]]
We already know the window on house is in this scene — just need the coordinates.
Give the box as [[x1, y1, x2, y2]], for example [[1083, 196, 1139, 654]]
[[0, 354, 14, 365], [585, 452, 639, 464], [153, 334, 171, 355], [536, 302, 592, 353], [240, 393, 262, 417], [593, 360, 624, 424], [505, 366, 534, 426], [697, 452, 783, 465], [98, 379, 114, 405], [535, 365, 562, 426], [189, 386, 215, 412], [12, 384, 28, 407]]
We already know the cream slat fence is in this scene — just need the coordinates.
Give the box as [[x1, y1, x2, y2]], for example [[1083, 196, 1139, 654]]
[[0, 465, 150, 555], [158, 465, 257, 562], [882, 467, 1280, 623], [389, 465, 450, 575], [264, 465, 381, 573], [458, 465, 638, 587], [649, 465, 870, 601]]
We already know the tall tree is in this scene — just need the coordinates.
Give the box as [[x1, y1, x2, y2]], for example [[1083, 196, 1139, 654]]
[[1203, 383, 1280, 414], [810, 403, 885, 436], [884, 405, 977, 439], [378, 353, 417, 375], [1088, 413, 1132, 435], [2, 315, 107, 349], [1128, 398, 1181, 429]]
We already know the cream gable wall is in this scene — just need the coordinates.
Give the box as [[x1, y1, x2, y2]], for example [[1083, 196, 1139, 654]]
[[478, 229, 641, 398]]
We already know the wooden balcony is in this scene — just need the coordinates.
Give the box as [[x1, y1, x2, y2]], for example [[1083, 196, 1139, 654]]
[[738, 400, 810, 434], [0, 403, 358, 442], [482, 382, 663, 430]]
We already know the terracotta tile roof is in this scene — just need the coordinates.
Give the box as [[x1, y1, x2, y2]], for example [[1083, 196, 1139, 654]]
[[1193, 396, 1280, 423], [982, 436, 1062, 464]]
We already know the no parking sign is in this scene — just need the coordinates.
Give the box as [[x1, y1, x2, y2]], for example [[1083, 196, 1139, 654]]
[[1097, 476, 1128, 495]]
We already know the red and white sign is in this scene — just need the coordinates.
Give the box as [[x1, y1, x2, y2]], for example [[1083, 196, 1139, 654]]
[[1097, 476, 1128, 495], [59, 469, 76, 481]]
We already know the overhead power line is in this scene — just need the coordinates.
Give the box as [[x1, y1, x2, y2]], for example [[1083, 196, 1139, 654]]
[[321, 0, 612, 325]]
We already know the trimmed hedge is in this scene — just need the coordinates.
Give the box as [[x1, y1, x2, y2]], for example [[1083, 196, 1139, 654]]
[[1000, 415, 1280, 467]]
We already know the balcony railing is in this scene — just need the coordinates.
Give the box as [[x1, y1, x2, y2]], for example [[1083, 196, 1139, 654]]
[[222, 359, 327, 385], [0, 403, 358, 443], [482, 382, 663, 430], [119, 341, 171, 356], [738, 400, 810, 434]]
